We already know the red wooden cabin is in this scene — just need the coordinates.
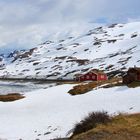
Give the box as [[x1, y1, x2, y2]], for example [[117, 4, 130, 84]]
[[75, 69, 107, 81]]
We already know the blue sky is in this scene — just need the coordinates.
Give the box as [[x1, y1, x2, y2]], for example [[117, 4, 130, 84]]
[[0, 0, 140, 53]]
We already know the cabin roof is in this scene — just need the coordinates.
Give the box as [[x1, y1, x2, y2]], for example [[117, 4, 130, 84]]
[[75, 69, 106, 78], [90, 69, 106, 75]]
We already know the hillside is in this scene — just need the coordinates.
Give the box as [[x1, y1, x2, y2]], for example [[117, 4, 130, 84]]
[[0, 22, 140, 79], [70, 113, 140, 140]]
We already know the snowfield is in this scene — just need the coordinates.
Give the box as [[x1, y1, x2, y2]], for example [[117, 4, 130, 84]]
[[0, 84, 140, 140]]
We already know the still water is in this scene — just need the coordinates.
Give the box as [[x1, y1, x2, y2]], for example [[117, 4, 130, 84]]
[[0, 80, 56, 95]]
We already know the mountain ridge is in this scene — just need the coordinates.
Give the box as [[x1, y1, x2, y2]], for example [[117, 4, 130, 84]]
[[0, 22, 140, 80]]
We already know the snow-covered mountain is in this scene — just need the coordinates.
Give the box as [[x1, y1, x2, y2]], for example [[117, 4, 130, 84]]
[[0, 22, 140, 79]]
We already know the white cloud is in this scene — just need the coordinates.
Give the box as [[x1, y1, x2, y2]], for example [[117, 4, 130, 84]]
[[0, 0, 140, 52]]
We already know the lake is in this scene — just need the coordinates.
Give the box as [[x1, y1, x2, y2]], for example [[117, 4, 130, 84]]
[[0, 80, 57, 95]]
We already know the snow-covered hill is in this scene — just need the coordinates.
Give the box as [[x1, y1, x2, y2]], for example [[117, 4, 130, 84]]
[[0, 84, 140, 140], [0, 22, 140, 79]]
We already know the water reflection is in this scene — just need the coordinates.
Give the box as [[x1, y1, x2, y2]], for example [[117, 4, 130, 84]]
[[0, 80, 56, 95]]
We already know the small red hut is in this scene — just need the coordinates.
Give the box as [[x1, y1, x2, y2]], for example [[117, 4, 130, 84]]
[[75, 69, 107, 81], [123, 67, 140, 84]]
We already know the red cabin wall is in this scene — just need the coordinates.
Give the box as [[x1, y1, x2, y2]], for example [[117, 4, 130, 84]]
[[97, 74, 108, 81], [77, 72, 108, 81], [79, 73, 97, 81]]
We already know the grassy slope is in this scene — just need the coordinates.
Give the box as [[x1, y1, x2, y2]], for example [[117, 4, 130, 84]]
[[68, 77, 123, 95], [71, 113, 140, 140]]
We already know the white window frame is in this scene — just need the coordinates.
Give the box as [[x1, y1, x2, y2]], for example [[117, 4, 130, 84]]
[[92, 75, 95, 79], [101, 75, 104, 79], [86, 75, 90, 79]]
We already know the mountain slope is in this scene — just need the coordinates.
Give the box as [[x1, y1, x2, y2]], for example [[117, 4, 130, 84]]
[[0, 22, 140, 79]]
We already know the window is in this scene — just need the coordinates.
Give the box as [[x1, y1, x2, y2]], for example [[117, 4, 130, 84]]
[[86, 75, 90, 79], [92, 75, 95, 79], [101, 75, 104, 78], [81, 76, 84, 79]]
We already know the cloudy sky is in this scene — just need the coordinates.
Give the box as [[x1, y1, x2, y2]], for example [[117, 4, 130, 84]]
[[0, 0, 140, 53]]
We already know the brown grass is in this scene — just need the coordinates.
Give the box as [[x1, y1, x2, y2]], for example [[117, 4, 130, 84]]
[[0, 93, 25, 102], [68, 77, 122, 95], [127, 81, 140, 88], [68, 83, 96, 95], [71, 111, 111, 137], [71, 113, 140, 140]]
